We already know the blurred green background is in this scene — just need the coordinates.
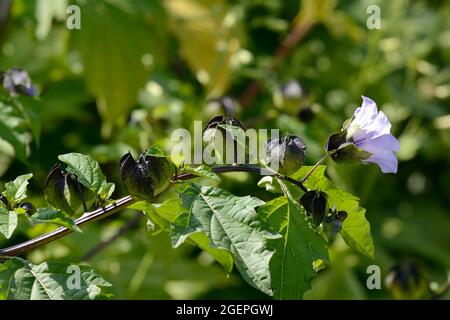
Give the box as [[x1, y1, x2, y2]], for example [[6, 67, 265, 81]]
[[0, 0, 449, 299]]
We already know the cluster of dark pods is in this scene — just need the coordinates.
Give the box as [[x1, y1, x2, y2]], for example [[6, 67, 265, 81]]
[[300, 190, 348, 242]]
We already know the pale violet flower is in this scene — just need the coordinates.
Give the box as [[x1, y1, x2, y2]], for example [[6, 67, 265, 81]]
[[345, 96, 400, 173], [326, 96, 399, 173]]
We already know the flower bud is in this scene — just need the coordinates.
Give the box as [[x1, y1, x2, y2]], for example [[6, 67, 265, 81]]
[[0, 68, 36, 97], [322, 208, 348, 242], [44, 164, 93, 215], [297, 106, 315, 123], [202, 116, 244, 164], [385, 261, 428, 300], [326, 130, 371, 163], [299, 190, 328, 226], [119, 151, 175, 201], [19, 202, 36, 214], [278, 80, 308, 116], [266, 135, 307, 175], [281, 80, 305, 101], [204, 97, 240, 121], [203, 116, 243, 144]]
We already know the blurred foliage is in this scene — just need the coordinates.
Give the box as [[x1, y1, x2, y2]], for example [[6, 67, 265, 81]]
[[0, 0, 449, 299]]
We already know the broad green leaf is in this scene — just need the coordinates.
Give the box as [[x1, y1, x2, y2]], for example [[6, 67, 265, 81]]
[[2, 173, 33, 206], [58, 153, 108, 194], [0, 208, 18, 239], [15, 97, 42, 146], [30, 208, 81, 232], [129, 200, 173, 234], [187, 232, 234, 274], [259, 196, 329, 299], [178, 165, 221, 182], [130, 198, 233, 272], [0, 99, 29, 163], [171, 184, 279, 295], [130, 198, 184, 226], [291, 166, 374, 259], [146, 145, 167, 158], [0, 257, 112, 300], [77, 1, 156, 136], [257, 166, 374, 258]]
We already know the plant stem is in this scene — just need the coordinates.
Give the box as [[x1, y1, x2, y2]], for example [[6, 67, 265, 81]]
[[0, 196, 134, 260], [300, 154, 329, 184], [0, 165, 308, 260], [176, 164, 308, 192]]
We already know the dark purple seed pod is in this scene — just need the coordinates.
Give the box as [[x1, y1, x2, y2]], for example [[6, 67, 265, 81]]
[[300, 190, 328, 226], [119, 151, 175, 201], [266, 135, 307, 175], [19, 202, 36, 214]]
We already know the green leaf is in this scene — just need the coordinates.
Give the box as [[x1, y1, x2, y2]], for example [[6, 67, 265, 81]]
[[129, 200, 173, 234], [77, 1, 156, 136], [293, 166, 374, 259], [58, 153, 109, 194], [171, 184, 279, 295], [30, 208, 81, 232], [15, 97, 42, 146], [259, 196, 329, 299], [257, 166, 374, 259], [0, 208, 18, 239], [0, 99, 29, 163], [130, 198, 234, 272], [187, 232, 234, 274], [146, 145, 167, 158], [2, 173, 33, 206], [179, 165, 221, 182], [0, 257, 112, 300]]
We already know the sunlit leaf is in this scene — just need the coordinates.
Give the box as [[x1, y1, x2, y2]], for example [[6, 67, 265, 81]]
[[259, 196, 329, 299], [171, 184, 279, 295], [58, 153, 112, 196], [0, 257, 112, 300], [77, 1, 155, 136], [2, 173, 33, 207], [178, 165, 221, 182], [30, 207, 81, 232], [0, 208, 18, 239]]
